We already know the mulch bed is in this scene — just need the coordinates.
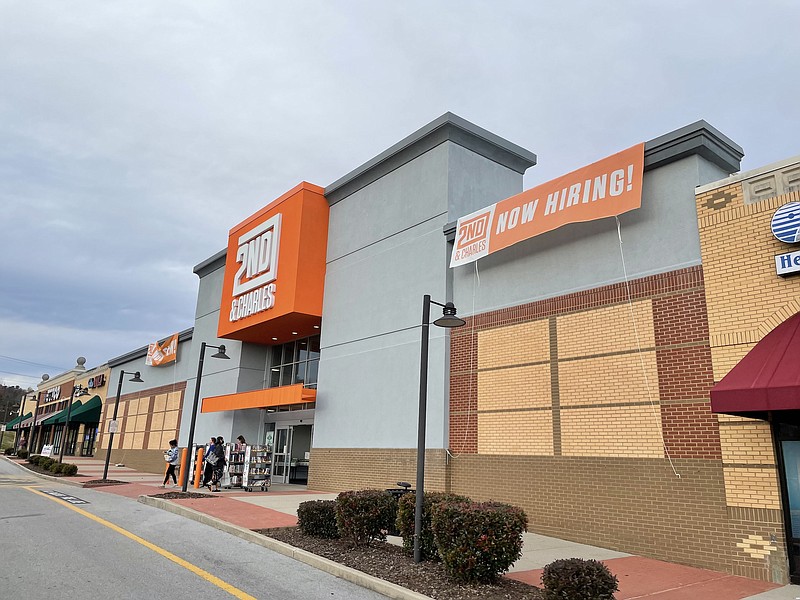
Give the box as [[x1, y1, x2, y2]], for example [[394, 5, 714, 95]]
[[150, 492, 219, 499], [82, 479, 129, 487], [256, 527, 543, 600]]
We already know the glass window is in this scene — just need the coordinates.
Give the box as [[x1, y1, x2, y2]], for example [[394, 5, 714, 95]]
[[294, 361, 306, 385], [297, 338, 309, 362], [306, 359, 319, 386], [266, 335, 321, 390]]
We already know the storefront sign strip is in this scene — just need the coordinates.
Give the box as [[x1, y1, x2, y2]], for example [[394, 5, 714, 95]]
[[450, 143, 645, 267]]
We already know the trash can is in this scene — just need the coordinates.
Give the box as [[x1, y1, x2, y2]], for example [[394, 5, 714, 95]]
[[385, 482, 413, 536]]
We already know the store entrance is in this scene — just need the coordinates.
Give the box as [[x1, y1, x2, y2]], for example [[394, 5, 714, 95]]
[[268, 423, 313, 485], [774, 413, 800, 583]]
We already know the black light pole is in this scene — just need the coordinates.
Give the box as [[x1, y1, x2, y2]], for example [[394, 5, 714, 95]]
[[182, 342, 230, 492], [30, 374, 49, 454], [414, 295, 465, 563], [58, 384, 90, 463], [102, 370, 144, 480]]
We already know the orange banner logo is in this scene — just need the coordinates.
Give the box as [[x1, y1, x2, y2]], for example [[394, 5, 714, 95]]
[[451, 143, 644, 267], [146, 333, 179, 366]]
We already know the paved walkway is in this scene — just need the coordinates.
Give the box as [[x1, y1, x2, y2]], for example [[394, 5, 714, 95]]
[[8, 455, 799, 600]]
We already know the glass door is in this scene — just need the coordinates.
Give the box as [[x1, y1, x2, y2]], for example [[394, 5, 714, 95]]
[[272, 426, 292, 484], [774, 416, 800, 583]]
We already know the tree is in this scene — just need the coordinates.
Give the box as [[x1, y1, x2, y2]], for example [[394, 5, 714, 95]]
[[0, 385, 23, 424]]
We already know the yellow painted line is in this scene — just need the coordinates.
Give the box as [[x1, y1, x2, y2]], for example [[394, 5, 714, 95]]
[[24, 487, 257, 600]]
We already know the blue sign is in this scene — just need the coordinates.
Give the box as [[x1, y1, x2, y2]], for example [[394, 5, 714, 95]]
[[771, 202, 800, 243]]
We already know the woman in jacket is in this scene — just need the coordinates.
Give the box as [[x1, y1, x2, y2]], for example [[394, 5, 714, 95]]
[[160, 440, 180, 488], [209, 436, 227, 492]]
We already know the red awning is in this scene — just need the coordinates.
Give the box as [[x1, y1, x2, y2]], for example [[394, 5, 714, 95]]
[[711, 311, 800, 414]]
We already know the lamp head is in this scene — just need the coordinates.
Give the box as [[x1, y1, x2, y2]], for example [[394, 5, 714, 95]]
[[129, 371, 144, 383], [211, 345, 230, 360], [433, 302, 466, 328]]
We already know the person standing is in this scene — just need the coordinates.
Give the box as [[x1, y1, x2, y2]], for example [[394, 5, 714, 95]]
[[201, 437, 216, 487], [236, 435, 246, 447], [209, 436, 227, 492], [160, 440, 179, 488]]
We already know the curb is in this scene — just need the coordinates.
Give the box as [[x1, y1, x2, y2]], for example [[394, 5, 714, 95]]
[[138, 494, 433, 600], [2, 456, 85, 488]]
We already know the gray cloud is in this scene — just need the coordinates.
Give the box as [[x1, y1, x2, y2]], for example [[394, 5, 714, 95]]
[[1, 0, 799, 386]]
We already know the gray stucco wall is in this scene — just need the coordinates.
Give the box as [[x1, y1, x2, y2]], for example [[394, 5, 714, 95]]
[[315, 139, 528, 449]]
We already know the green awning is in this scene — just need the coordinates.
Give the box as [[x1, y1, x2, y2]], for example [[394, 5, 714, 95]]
[[41, 401, 82, 426], [66, 395, 101, 424], [9, 412, 32, 430]]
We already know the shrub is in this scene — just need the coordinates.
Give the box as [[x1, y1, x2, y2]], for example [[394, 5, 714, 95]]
[[49, 462, 64, 474], [298, 500, 340, 538], [396, 491, 470, 561], [4, 447, 14, 455], [16, 449, 28, 459], [40, 457, 55, 470], [335, 489, 396, 547], [432, 501, 528, 583], [541, 558, 618, 600], [27, 454, 41, 465], [61, 463, 78, 476]]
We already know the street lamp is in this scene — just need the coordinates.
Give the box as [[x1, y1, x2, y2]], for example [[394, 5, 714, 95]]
[[414, 295, 465, 563], [57, 383, 91, 463], [102, 370, 144, 480], [30, 374, 49, 454], [181, 342, 230, 492]]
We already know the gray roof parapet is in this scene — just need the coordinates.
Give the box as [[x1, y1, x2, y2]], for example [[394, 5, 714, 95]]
[[193, 248, 228, 278], [325, 112, 538, 205], [643, 120, 743, 174]]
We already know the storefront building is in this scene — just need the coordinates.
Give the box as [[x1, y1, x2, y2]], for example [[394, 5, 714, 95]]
[[28, 357, 104, 456], [697, 156, 800, 583], [98, 329, 192, 473], [181, 113, 800, 581]]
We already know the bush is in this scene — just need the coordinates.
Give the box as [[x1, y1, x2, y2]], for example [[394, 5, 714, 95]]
[[40, 457, 55, 470], [432, 501, 528, 583], [49, 462, 64, 474], [16, 449, 28, 459], [542, 558, 618, 600], [61, 463, 78, 476], [27, 454, 40, 465], [298, 500, 340, 538], [396, 491, 470, 561], [335, 489, 396, 547], [4, 447, 14, 455]]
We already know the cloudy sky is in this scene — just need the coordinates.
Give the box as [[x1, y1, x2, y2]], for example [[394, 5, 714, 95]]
[[2, 1, 798, 388]]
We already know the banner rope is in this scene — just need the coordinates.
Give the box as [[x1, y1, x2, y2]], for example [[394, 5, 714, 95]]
[[615, 216, 680, 478]]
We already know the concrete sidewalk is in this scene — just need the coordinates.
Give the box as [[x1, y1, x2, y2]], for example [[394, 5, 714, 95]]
[[8, 455, 798, 600]]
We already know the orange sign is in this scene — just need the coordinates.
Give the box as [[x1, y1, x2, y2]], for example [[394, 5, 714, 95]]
[[218, 182, 329, 343], [146, 333, 179, 366], [450, 143, 645, 267]]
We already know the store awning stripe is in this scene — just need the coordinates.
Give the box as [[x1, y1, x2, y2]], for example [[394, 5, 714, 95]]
[[201, 384, 316, 413], [41, 401, 82, 426], [66, 396, 102, 424], [9, 412, 32, 429], [711, 311, 800, 414]]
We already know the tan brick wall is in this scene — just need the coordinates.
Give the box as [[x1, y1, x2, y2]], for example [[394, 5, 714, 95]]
[[559, 353, 658, 406], [477, 364, 551, 411], [478, 410, 553, 455], [558, 300, 654, 358], [720, 422, 775, 465], [723, 467, 781, 509], [478, 319, 549, 368], [308, 448, 448, 493], [561, 405, 663, 458]]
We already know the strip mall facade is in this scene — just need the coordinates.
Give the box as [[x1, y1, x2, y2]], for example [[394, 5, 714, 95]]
[[82, 114, 800, 583]]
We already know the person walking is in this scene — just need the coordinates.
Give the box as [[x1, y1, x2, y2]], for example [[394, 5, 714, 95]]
[[160, 440, 180, 488], [200, 436, 216, 487], [209, 436, 226, 492]]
